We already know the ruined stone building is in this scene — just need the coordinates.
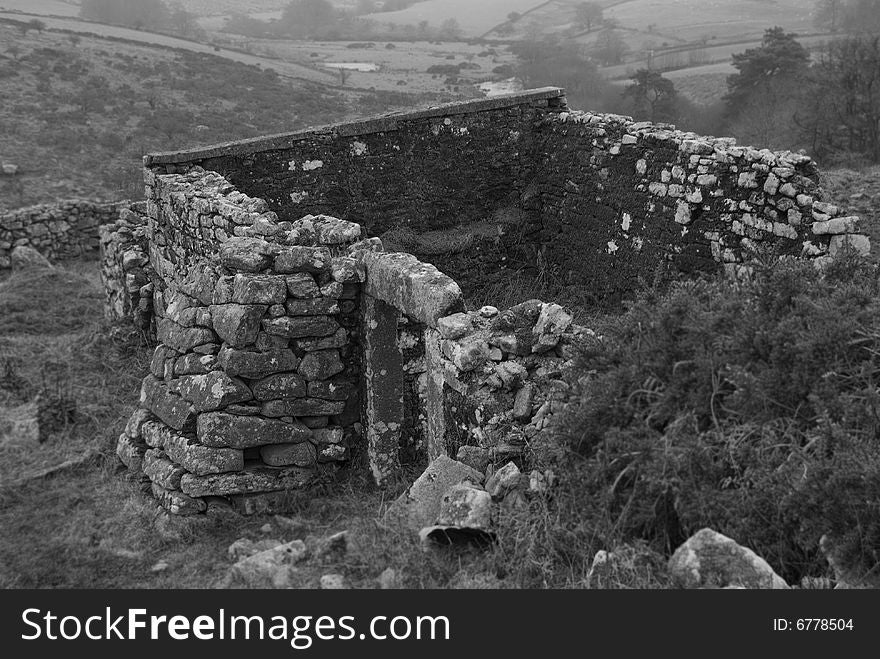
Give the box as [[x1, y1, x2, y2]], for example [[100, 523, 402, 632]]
[[83, 87, 869, 515]]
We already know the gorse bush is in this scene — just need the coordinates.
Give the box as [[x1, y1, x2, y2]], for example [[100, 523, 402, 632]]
[[552, 253, 880, 584]]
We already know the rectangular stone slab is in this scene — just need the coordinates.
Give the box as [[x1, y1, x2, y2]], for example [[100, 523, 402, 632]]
[[217, 347, 300, 378], [197, 412, 312, 449], [179, 465, 316, 497], [162, 429, 245, 476], [360, 252, 464, 328]]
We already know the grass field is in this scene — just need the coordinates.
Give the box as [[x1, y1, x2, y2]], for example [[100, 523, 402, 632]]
[[606, 0, 815, 42], [249, 39, 515, 94], [365, 0, 543, 37]]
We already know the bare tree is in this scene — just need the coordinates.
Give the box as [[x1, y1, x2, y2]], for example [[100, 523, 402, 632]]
[[575, 2, 604, 32]]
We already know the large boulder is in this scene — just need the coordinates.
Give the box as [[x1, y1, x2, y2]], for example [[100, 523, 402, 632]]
[[10, 246, 51, 270], [668, 528, 789, 589], [385, 455, 484, 531]]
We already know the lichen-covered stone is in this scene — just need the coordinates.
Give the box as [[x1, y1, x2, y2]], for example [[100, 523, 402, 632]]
[[298, 349, 344, 381], [232, 273, 287, 304], [251, 372, 308, 401], [168, 371, 252, 412], [197, 412, 312, 448], [211, 304, 266, 348], [219, 237, 277, 272], [307, 379, 355, 401], [260, 442, 317, 467], [360, 252, 464, 328], [262, 316, 339, 338], [295, 328, 348, 352], [261, 398, 347, 417], [217, 347, 299, 378], [157, 318, 216, 353], [180, 466, 316, 497], [140, 375, 197, 432], [285, 272, 320, 297], [285, 298, 340, 316], [143, 448, 187, 490], [274, 246, 332, 273], [162, 428, 245, 476]]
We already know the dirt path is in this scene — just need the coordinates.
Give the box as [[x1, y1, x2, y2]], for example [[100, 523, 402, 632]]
[[0, 11, 340, 84]]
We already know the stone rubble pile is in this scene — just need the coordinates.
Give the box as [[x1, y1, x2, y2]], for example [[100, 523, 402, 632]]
[[427, 298, 590, 470]]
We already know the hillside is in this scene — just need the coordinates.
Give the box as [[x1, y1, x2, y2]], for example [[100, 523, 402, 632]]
[[365, 0, 542, 37], [0, 22, 425, 210]]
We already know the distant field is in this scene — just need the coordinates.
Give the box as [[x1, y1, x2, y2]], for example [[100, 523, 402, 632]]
[[251, 39, 515, 94], [0, 11, 339, 83], [0, 0, 79, 16], [605, 0, 815, 43], [365, 0, 542, 37]]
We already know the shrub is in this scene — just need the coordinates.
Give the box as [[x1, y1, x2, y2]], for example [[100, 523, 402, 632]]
[[550, 254, 880, 584]]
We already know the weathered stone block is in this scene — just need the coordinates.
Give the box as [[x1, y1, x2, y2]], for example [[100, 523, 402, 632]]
[[219, 237, 277, 272], [298, 349, 344, 381], [232, 273, 287, 305], [437, 313, 472, 340], [307, 379, 355, 401], [285, 298, 340, 316], [217, 347, 299, 378], [163, 429, 245, 475], [262, 316, 339, 338], [197, 412, 312, 448], [140, 375, 197, 432], [251, 372, 308, 401], [274, 246, 332, 273], [295, 328, 348, 352], [157, 318, 216, 353], [261, 398, 347, 417], [260, 442, 317, 467], [180, 466, 316, 497], [211, 304, 266, 348], [168, 371, 252, 412], [362, 294, 403, 485], [360, 253, 464, 328], [143, 448, 187, 490], [285, 272, 319, 297]]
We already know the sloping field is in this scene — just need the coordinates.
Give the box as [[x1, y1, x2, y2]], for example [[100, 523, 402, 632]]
[[365, 0, 542, 37], [0, 11, 338, 83], [605, 0, 815, 43], [0, 0, 79, 16]]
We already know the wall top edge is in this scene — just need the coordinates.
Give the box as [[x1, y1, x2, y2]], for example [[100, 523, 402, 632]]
[[143, 87, 566, 167]]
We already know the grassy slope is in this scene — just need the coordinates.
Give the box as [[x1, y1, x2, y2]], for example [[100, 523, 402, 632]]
[[0, 23, 422, 211]]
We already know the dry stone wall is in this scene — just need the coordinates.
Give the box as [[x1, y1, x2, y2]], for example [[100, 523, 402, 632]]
[[99, 203, 154, 330], [1, 199, 126, 269], [115, 168, 369, 515], [532, 110, 870, 300], [141, 88, 870, 302]]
